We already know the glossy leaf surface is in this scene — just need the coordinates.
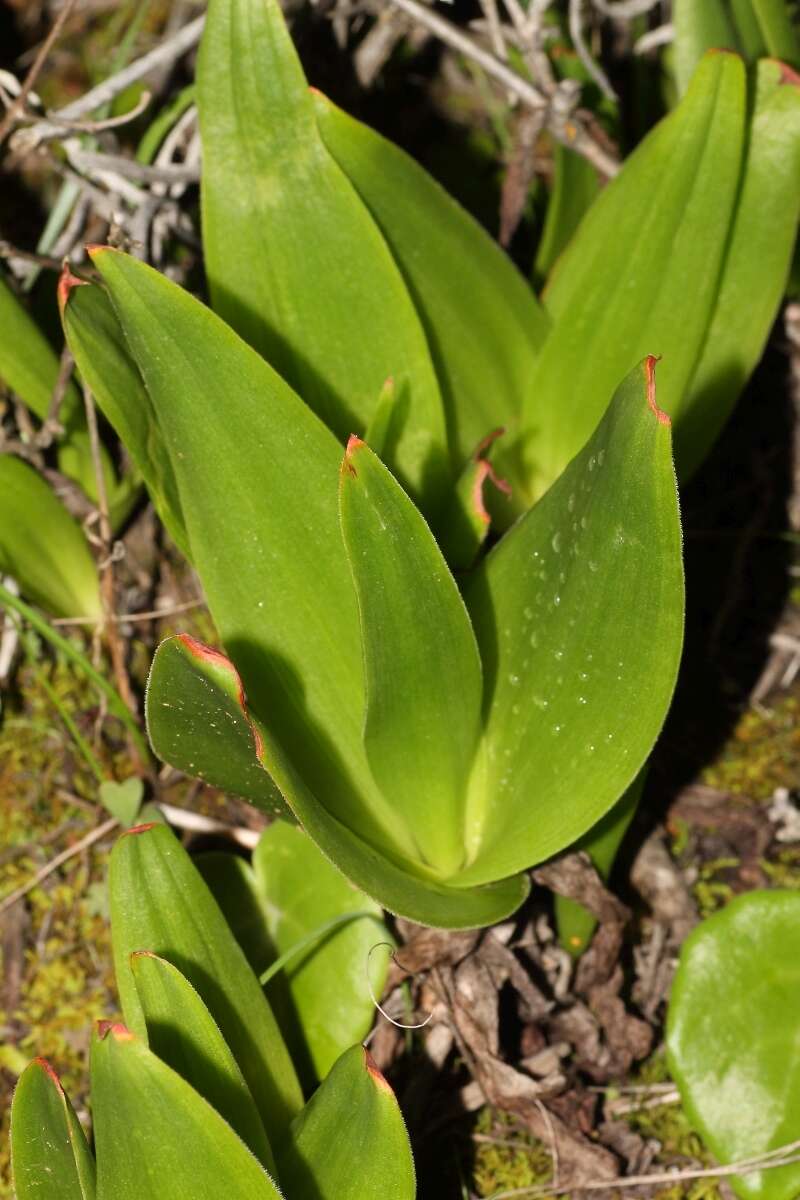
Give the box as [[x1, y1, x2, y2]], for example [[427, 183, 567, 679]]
[[11, 1059, 96, 1200], [146, 632, 531, 927], [109, 822, 302, 1140], [521, 53, 745, 503], [146, 633, 290, 820], [90, 246, 406, 863], [61, 275, 189, 556], [131, 951, 275, 1172], [667, 890, 800, 1200], [277, 1045, 415, 1200], [252, 820, 388, 1081], [461, 359, 683, 885], [313, 91, 548, 473], [340, 437, 483, 875], [675, 57, 800, 478], [91, 1023, 281, 1200], [197, 0, 448, 511], [0, 455, 101, 619]]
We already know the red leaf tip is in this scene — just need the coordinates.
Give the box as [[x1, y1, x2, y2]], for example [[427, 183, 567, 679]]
[[343, 434, 364, 476], [176, 634, 248, 709], [122, 821, 158, 838], [772, 60, 800, 87], [32, 1057, 64, 1094], [96, 1020, 134, 1042], [364, 1048, 394, 1094], [644, 355, 670, 427], [85, 243, 113, 260], [57, 263, 88, 315]]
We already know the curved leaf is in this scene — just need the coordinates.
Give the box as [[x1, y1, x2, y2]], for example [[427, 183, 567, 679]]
[[461, 359, 683, 885], [0, 455, 101, 619], [131, 952, 275, 1173], [91, 1023, 282, 1200], [252, 821, 388, 1082], [146, 633, 530, 927], [667, 890, 800, 1200], [60, 273, 189, 556], [313, 90, 547, 473], [521, 52, 745, 503], [675, 58, 800, 478], [339, 437, 483, 875], [89, 245, 409, 861], [11, 1059, 96, 1200], [197, 0, 449, 512], [277, 1044, 415, 1200], [109, 822, 302, 1141]]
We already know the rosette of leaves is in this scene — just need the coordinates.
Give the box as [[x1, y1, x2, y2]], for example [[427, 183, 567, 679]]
[[61, 238, 684, 926], [10, 821, 409, 1199]]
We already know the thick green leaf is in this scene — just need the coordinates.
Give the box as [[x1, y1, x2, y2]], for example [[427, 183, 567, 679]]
[[11, 1058, 96, 1200], [251, 820, 388, 1082], [130, 951, 275, 1172], [91, 1023, 282, 1200], [146, 633, 530, 927], [554, 772, 643, 956], [460, 359, 683, 885], [0, 455, 101, 619], [109, 821, 302, 1141], [91, 245, 412, 863], [672, 1, 739, 94], [667, 890, 800, 1200], [675, 58, 800, 478], [277, 1044, 415, 1200], [197, 0, 449, 512], [60, 273, 189, 556], [339, 437, 483, 876], [521, 52, 745, 504], [750, 0, 800, 62], [312, 91, 548, 473], [146, 633, 291, 820]]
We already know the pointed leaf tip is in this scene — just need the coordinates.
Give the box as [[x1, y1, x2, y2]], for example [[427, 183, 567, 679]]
[[31, 1057, 64, 1093], [774, 60, 800, 87], [122, 821, 159, 838], [364, 1048, 394, 1094], [96, 1020, 135, 1042], [645, 355, 670, 426], [176, 633, 248, 706], [57, 265, 88, 315]]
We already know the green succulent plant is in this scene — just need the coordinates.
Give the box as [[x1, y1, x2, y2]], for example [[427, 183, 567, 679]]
[[58, 0, 800, 928], [10, 820, 409, 1199]]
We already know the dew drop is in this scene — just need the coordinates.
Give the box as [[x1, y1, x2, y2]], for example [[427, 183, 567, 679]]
[[552, 723, 563, 735], [588, 455, 596, 471], [587, 743, 596, 753], [598, 449, 606, 466], [523, 606, 534, 621], [588, 560, 599, 573], [511, 704, 520, 715], [579, 671, 588, 681], [509, 673, 521, 687], [568, 493, 575, 512], [552, 531, 562, 553], [578, 695, 587, 705], [605, 732, 614, 743], [533, 696, 549, 710], [530, 632, 539, 648], [580, 516, 588, 530], [554, 649, 564, 661], [553, 594, 561, 607]]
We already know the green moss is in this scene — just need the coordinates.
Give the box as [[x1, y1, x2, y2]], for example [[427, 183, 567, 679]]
[[761, 846, 800, 890], [701, 690, 800, 800], [624, 1052, 722, 1200], [471, 1108, 555, 1198]]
